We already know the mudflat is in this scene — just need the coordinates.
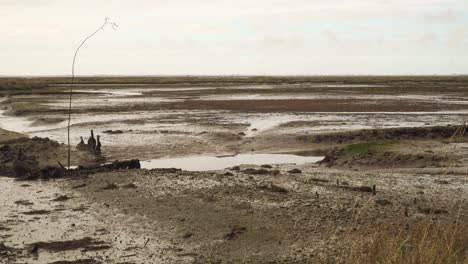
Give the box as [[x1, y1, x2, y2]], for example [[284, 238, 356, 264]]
[[1, 76, 467, 263]]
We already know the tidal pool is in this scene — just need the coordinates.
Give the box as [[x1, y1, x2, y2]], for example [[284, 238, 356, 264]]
[[141, 154, 324, 171]]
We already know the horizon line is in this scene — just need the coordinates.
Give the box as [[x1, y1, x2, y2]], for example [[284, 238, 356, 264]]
[[1, 74, 467, 78]]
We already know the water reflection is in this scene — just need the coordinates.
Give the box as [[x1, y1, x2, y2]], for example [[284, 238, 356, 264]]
[[141, 154, 324, 171]]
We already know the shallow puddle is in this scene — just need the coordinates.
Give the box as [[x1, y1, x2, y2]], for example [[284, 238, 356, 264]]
[[141, 154, 324, 171]]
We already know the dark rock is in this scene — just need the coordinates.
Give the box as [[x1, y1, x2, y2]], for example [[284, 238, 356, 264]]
[[287, 168, 302, 174], [261, 164, 272, 168]]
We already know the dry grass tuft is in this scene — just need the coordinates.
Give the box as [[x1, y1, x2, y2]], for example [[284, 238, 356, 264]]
[[347, 218, 468, 264]]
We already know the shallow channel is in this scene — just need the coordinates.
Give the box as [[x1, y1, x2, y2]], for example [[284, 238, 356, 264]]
[[140, 153, 324, 171]]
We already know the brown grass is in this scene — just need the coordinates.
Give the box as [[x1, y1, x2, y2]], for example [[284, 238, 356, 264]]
[[347, 217, 467, 264]]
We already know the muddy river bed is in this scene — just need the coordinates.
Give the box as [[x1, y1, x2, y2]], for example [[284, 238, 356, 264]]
[[2, 78, 468, 161], [1, 76, 468, 263]]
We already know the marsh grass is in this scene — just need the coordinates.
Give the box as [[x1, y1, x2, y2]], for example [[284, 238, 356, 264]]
[[347, 218, 467, 264], [345, 125, 468, 264], [344, 140, 400, 155]]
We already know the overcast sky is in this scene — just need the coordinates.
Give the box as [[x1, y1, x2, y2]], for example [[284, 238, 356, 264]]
[[1, 0, 467, 75]]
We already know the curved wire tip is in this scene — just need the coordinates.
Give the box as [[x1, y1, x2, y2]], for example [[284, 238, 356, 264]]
[[104, 17, 119, 30]]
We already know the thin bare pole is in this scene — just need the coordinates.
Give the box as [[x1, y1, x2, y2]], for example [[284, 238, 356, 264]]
[[67, 17, 118, 170]]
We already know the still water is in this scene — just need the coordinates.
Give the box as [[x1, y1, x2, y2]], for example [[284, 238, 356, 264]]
[[141, 154, 324, 171]]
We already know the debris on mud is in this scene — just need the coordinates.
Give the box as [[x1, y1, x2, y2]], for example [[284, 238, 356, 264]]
[[101, 159, 141, 170], [30, 237, 108, 252], [336, 185, 374, 193], [52, 195, 72, 202], [182, 232, 194, 239], [241, 168, 270, 175], [22, 209, 51, 215], [72, 183, 87, 189], [103, 129, 124, 134], [121, 183, 137, 189], [310, 178, 329, 183], [49, 259, 101, 264], [0, 225, 11, 232], [100, 183, 119, 190], [375, 199, 392, 206], [223, 226, 247, 241], [287, 168, 302, 174], [14, 199, 34, 206], [149, 168, 182, 173], [257, 184, 289, 193], [418, 207, 449, 215], [0, 242, 14, 258], [435, 180, 450, 184]]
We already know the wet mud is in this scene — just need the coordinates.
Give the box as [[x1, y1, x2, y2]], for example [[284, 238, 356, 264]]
[[1, 76, 468, 263]]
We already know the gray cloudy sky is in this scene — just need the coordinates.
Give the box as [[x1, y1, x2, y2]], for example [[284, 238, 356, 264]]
[[1, 0, 467, 75]]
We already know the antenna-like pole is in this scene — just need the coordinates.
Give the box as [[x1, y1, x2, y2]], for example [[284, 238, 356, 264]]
[[67, 17, 118, 171]]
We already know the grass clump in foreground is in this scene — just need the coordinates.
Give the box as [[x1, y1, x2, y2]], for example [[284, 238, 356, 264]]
[[344, 140, 400, 155], [347, 219, 467, 264]]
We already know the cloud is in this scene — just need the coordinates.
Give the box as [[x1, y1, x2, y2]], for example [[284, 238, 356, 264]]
[[0, 0, 467, 75], [424, 10, 458, 23], [412, 33, 438, 46]]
